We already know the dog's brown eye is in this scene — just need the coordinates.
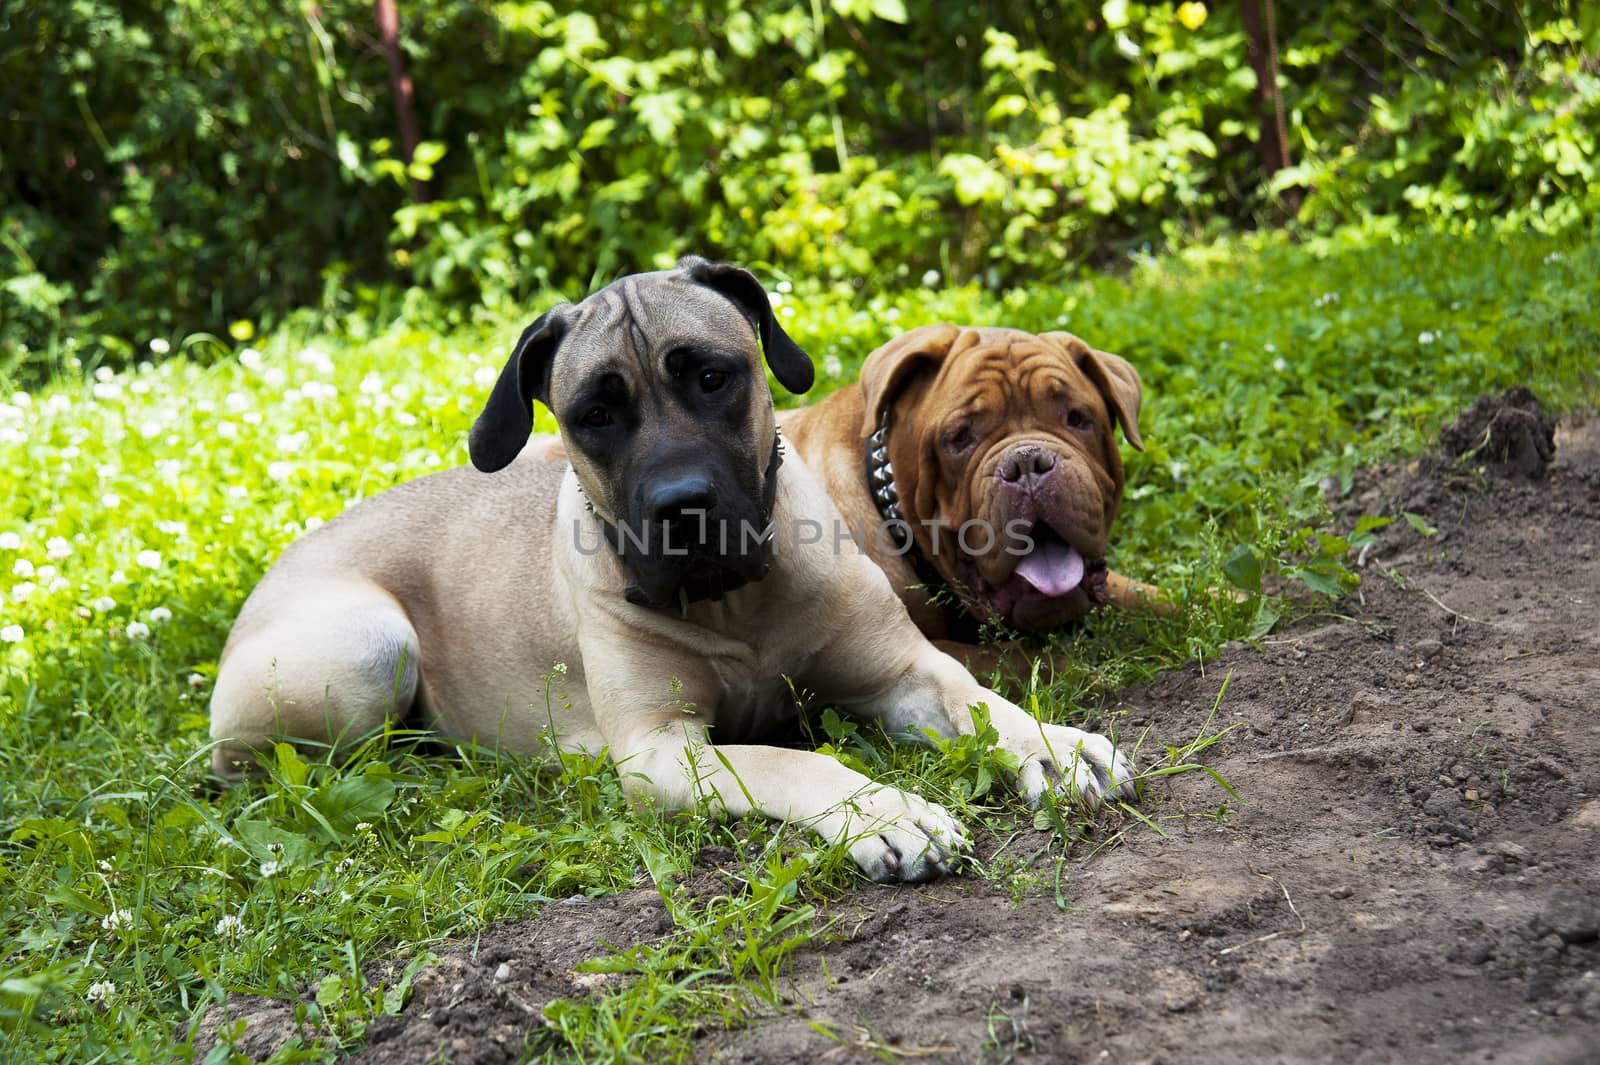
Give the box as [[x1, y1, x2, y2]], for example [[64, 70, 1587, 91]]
[[581, 406, 611, 429], [943, 425, 975, 455], [1066, 409, 1091, 431], [699, 370, 728, 393]]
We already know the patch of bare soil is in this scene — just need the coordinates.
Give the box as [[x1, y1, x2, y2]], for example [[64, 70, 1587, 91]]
[[199, 395, 1600, 1064]]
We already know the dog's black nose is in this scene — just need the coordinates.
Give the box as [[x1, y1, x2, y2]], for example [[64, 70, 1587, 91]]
[[645, 474, 718, 523], [999, 446, 1057, 484]]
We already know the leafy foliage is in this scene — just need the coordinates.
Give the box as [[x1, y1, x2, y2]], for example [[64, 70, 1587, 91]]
[[4, 1, 1598, 376]]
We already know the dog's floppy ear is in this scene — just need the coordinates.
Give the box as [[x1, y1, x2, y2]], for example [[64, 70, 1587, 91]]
[[469, 308, 572, 473], [858, 324, 962, 439], [1044, 331, 1144, 452], [679, 256, 814, 396]]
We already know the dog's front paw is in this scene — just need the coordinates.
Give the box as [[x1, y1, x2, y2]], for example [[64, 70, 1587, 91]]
[[832, 787, 970, 883], [1014, 724, 1137, 811]]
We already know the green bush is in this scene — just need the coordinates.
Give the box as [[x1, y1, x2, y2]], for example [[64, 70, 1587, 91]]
[[3, 1, 1597, 378]]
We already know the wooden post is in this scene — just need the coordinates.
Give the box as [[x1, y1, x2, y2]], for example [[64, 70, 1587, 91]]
[[1240, 0, 1300, 211], [374, 0, 430, 203]]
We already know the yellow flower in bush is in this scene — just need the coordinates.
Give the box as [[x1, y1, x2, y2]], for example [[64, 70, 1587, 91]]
[[1177, 2, 1207, 31]]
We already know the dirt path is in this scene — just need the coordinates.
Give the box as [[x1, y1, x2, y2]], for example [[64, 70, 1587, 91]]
[[200, 401, 1600, 1063], [705, 402, 1600, 1064]]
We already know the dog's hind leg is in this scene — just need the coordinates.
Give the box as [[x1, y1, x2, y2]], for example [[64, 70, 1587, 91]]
[[209, 580, 420, 781]]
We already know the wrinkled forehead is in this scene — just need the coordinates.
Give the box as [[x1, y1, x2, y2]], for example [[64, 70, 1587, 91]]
[[939, 328, 1090, 404], [548, 272, 759, 407]]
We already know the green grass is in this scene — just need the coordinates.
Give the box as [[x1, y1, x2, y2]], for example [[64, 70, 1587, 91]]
[[1, 229, 1597, 1062]]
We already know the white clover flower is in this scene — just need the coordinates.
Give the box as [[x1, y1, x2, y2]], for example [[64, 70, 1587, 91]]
[[1263, 342, 1277, 353], [224, 392, 250, 413], [12, 581, 36, 602], [37, 565, 55, 582], [86, 980, 115, 1007], [188, 673, 207, 688], [227, 485, 249, 499], [94, 367, 115, 383], [767, 290, 785, 307], [1418, 331, 1436, 345], [239, 348, 263, 370], [46, 537, 72, 560], [139, 419, 162, 439], [93, 596, 116, 612], [266, 462, 292, 482], [921, 269, 941, 287], [12, 559, 33, 578], [60, 444, 81, 460], [110, 570, 125, 585], [149, 338, 171, 355], [470, 366, 496, 390], [149, 607, 172, 624], [0, 532, 20, 551], [136, 550, 161, 569], [242, 411, 263, 426], [276, 431, 308, 454], [1273, 357, 1289, 373], [297, 347, 334, 374], [218, 421, 239, 439], [304, 517, 323, 531], [155, 459, 182, 479], [10, 391, 30, 407], [263, 367, 287, 389], [885, 307, 901, 321], [214, 914, 246, 941], [101, 494, 121, 510], [300, 382, 337, 402], [776, 279, 792, 294], [0, 404, 19, 422], [49, 577, 69, 593], [92, 381, 123, 401], [130, 380, 151, 396], [101, 908, 133, 932], [259, 859, 281, 878], [125, 621, 150, 641], [0, 624, 23, 643], [395, 411, 418, 428], [48, 394, 72, 413], [156, 521, 186, 536]]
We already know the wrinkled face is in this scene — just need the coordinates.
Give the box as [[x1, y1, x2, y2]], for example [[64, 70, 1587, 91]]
[[885, 329, 1140, 630], [551, 276, 780, 607]]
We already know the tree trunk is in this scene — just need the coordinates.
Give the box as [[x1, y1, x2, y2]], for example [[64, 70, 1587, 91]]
[[374, 0, 430, 203], [1240, 0, 1301, 212]]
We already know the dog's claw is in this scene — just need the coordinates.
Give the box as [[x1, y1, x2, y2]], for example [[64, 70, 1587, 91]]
[[839, 787, 968, 883], [1016, 724, 1136, 812]]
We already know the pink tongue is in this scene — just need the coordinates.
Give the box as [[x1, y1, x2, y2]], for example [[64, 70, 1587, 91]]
[[1014, 537, 1085, 597]]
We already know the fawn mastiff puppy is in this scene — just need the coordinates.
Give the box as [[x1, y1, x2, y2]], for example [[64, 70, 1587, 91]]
[[779, 325, 1165, 652], [209, 260, 1135, 882]]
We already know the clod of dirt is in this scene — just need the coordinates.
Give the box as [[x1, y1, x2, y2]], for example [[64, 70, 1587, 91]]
[[1438, 386, 1556, 478]]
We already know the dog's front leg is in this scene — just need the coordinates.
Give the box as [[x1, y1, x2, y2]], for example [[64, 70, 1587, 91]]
[[592, 676, 969, 882], [811, 606, 1137, 811]]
